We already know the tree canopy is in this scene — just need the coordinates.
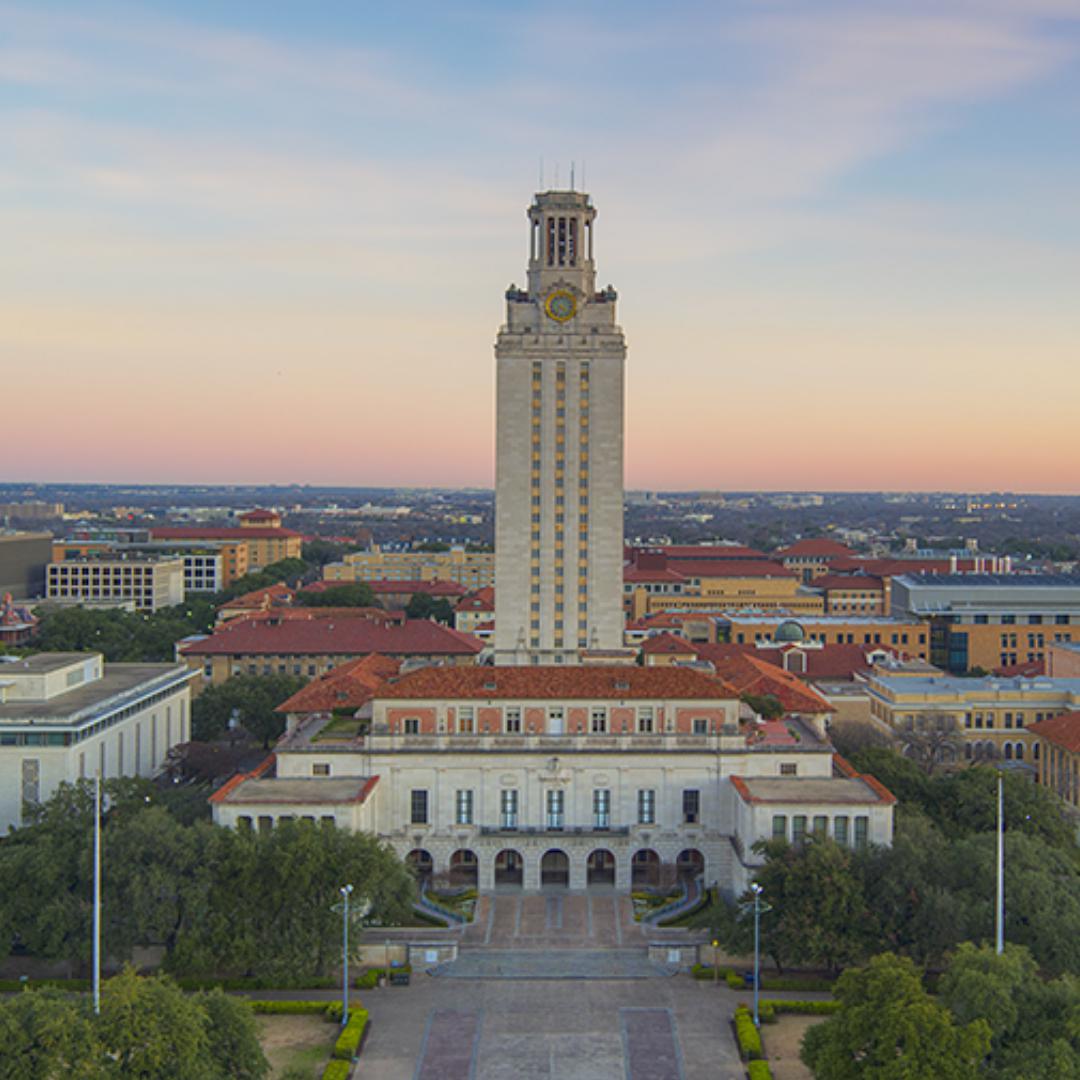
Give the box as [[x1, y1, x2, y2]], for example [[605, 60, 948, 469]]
[[190, 673, 307, 747], [0, 779, 415, 979], [0, 970, 268, 1080], [295, 582, 375, 608], [801, 953, 991, 1079]]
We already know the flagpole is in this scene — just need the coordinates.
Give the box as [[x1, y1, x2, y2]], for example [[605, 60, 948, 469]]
[[995, 774, 1004, 955], [93, 774, 102, 1013]]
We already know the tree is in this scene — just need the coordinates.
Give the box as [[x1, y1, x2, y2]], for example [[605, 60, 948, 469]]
[[939, 943, 1080, 1077], [0, 988, 103, 1080], [96, 968, 215, 1079], [295, 582, 375, 608], [846, 747, 934, 809], [405, 592, 455, 624], [301, 540, 353, 568], [753, 837, 871, 973], [897, 712, 965, 776], [198, 989, 270, 1080], [801, 953, 991, 1079], [190, 673, 306, 747], [741, 693, 784, 720]]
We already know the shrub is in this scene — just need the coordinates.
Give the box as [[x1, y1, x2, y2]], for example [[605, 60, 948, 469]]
[[355, 965, 411, 989], [748, 1063, 774, 1080], [247, 1000, 336, 1016], [321, 1062, 352, 1080], [726, 970, 745, 990], [761, 975, 834, 993], [332, 1009, 369, 1061], [691, 964, 730, 981], [0, 978, 90, 992], [760, 998, 841, 1016], [734, 1006, 763, 1060]]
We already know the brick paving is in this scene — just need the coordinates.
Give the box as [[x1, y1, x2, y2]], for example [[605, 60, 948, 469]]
[[360, 977, 742, 1080]]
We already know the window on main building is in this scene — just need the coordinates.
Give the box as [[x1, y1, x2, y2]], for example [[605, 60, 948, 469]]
[[637, 789, 656, 825], [683, 790, 700, 824], [455, 789, 474, 826], [501, 789, 519, 829], [410, 790, 429, 825]]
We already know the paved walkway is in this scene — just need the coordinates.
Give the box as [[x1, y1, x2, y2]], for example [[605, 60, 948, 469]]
[[360, 975, 743, 1080], [434, 948, 670, 980]]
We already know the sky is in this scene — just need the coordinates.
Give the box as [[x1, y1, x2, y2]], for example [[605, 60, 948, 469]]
[[3, 1, 1080, 492]]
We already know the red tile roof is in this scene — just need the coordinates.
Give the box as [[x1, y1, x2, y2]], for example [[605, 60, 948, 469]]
[[670, 560, 795, 579], [151, 526, 302, 540], [276, 654, 401, 714], [208, 753, 276, 804], [690, 641, 890, 681], [219, 583, 295, 611], [181, 615, 483, 658], [375, 665, 738, 701], [239, 509, 279, 522], [454, 586, 495, 612], [244, 607, 404, 624], [1029, 711, 1080, 753], [778, 540, 854, 558], [624, 567, 688, 583], [641, 632, 698, 656], [698, 651, 835, 714], [993, 659, 1046, 678], [811, 574, 884, 592]]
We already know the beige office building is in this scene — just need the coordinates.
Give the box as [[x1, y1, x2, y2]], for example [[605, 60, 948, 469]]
[[46, 555, 185, 612], [494, 190, 626, 663]]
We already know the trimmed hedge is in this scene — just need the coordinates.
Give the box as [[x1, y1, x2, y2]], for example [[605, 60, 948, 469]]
[[247, 1000, 338, 1018], [0, 978, 91, 992], [174, 974, 337, 991], [734, 1006, 763, 1061], [760, 998, 841, 1016], [760, 975, 834, 993], [321, 1062, 352, 1080], [332, 1009, 369, 1061], [747, 1062, 774, 1079]]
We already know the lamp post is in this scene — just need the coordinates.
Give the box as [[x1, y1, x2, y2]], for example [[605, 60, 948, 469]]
[[750, 883, 765, 1028], [340, 884, 353, 1026], [92, 775, 102, 1015], [712, 939, 720, 985]]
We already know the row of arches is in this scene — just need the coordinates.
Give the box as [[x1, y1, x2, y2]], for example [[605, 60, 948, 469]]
[[404, 846, 705, 889]]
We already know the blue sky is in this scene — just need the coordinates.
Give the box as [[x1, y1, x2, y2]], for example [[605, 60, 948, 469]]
[[3, 1, 1080, 490]]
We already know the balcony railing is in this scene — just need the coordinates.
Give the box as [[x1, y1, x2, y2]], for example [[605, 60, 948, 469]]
[[361, 730, 746, 753], [478, 824, 632, 837]]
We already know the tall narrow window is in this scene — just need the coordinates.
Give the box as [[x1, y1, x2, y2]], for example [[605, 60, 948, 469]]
[[854, 816, 869, 849], [410, 789, 429, 825], [772, 814, 787, 839], [591, 707, 607, 733], [505, 706, 522, 733], [501, 789, 519, 829], [568, 217, 578, 265], [557, 217, 567, 265], [457, 706, 474, 734], [593, 788, 611, 829], [455, 789, 474, 826], [547, 217, 555, 266], [637, 788, 656, 825], [834, 816, 850, 845], [682, 789, 700, 824], [792, 815, 807, 845], [546, 789, 565, 829], [637, 707, 654, 733]]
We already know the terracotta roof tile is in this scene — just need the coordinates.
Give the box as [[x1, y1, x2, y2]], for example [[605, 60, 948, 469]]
[[641, 633, 698, 655], [670, 560, 795, 579], [151, 526, 302, 540], [778, 540, 854, 558], [276, 654, 401, 713], [455, 586, 495, 612], [181, 615, 482, 658], [696, 651, 835, 713], [375, 665, 738, 701], [1029, 711, 1080, 754]]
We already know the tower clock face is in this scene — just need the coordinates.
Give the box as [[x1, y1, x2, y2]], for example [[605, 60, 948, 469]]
[[545, 290, 577, 322]]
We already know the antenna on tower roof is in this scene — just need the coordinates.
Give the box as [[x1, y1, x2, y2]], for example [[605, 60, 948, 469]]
[[570, 161, 575, 191]]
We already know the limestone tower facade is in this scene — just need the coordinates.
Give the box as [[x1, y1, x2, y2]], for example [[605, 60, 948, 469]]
[[494, 190, 626, 664]]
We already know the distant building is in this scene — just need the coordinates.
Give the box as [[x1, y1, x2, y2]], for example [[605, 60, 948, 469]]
[[0, 531, 52, 598], [624, 548, 824, 620], [325, 547, 495, 590], [809, 573, 886, 616], [150, 523, 301, 572], [216, 583, 295, 624], [454, 587, 495, 635], [0, 593, 38, 646], [866, 673, 1080, 766], [776, 539, 857, 583], [46, 554, 185, 612], [719, 615, 930, 661], [211, 664, 894, 895], [1047, 640, 1080, 678], [891, 574, 1080, 672], [178, 610, 483, 688], [0, 652, 194, 832]]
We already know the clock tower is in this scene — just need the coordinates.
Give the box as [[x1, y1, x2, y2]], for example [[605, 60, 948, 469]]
[[494, 190, 626, 664]]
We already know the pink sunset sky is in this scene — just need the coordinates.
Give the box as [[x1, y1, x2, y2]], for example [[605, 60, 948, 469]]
[[4, 2, 1080, 492]]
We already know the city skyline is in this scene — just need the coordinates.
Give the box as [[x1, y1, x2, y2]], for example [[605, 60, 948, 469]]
[[5, 2, 1080, 492]]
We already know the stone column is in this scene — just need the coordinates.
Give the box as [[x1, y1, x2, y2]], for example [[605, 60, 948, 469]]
[[523, 850, 541, 891], [569, 849, 588, 891], [478, 850, 496, 892], [614, 851, 632, 891]]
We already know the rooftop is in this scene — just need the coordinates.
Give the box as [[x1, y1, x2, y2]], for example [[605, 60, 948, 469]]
[[212, 775, 379, 806], [0, 663, 192, 727], [0, 652, 89, 674], [869, 674, 1080, 696], [1028, 711, 1080, 754], [897, 573, 1080, 589], [375, 665, 738, 701], [731, 775, 894, 805], [180, 616, 482, 657]]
